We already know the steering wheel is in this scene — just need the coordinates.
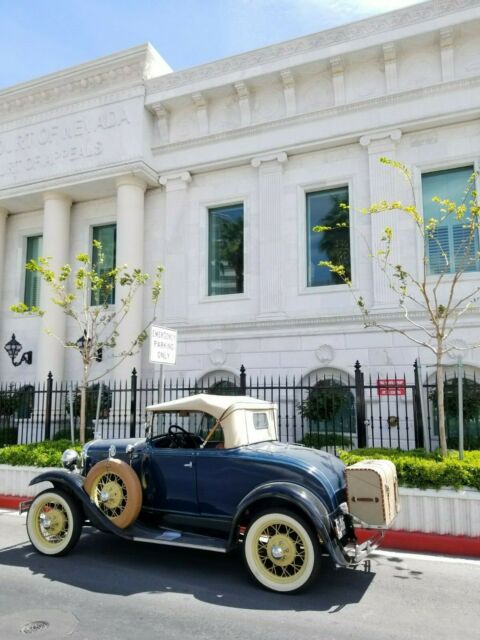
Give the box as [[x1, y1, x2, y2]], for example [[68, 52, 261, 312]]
[[168, 424, 197, 448]]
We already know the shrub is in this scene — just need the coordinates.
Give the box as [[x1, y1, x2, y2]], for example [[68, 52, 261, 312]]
[[339, 448, 480, 491], [298, 379, 352, 422], [300, 432, 352, 449], [0, 440, 82, 468]]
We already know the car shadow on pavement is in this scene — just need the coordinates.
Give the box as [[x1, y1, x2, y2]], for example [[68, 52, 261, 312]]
[[0, 529, 375, 612]]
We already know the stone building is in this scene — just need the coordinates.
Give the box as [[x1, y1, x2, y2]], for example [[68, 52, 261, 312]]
[[0, 0, 479, 391]]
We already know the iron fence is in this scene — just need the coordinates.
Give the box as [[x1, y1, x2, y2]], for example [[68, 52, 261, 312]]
[[1, 362, 479, 452]]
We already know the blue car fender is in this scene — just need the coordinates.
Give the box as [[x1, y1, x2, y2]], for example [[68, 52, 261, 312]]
[[229, 481, 332, 544], [29, 470, 123, 535]]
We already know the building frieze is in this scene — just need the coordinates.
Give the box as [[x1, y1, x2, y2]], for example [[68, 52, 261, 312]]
[[146, 0, 480, 96], [150, 72, 480, 161], [0, 44, 169, 123]]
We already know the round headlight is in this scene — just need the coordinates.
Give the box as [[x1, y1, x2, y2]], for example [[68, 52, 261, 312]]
[[61, 449, 79, 470]]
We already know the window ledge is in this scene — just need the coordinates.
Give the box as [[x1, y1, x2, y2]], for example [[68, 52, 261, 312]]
[[298, 283, 354, 296], [200, 293, 250, 304]]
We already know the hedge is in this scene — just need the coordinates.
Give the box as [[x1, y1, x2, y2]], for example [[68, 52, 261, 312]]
[[0, 440, 82, 468], [339, 448, 480, 491]]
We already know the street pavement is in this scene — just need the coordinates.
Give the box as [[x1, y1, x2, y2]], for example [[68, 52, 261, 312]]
[[0, 508, 479, 640]]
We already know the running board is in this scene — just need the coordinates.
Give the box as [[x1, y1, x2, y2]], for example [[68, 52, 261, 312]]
[[120, 521, 229, 553]]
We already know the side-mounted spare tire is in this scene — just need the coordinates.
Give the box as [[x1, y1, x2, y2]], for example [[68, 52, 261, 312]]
[[83, 458, 142, 529]]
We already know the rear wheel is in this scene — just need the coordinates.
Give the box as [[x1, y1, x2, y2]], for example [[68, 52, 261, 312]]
[[26, 489, 82, 556], [83, 458, 142, 529], [243, 510, 320, 593]]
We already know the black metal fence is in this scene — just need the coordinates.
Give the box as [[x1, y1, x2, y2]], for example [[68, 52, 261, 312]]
[[1, 362, 479, 451]]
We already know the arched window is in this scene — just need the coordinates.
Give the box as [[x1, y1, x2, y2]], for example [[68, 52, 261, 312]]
[[428, 365, 480, 449], [299, 368, 355, 449], [196, 370, 241, 395]]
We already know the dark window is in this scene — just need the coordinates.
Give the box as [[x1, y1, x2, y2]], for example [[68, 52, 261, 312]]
[[422, 166, 478, 275], [24, 235, 42, 307], [208, 204, 244, 296], [306, 186, 350, 287], [91, 224, 116, 305]]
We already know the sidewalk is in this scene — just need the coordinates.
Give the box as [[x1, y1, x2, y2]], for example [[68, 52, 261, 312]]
[[3, 493, 479, 558]]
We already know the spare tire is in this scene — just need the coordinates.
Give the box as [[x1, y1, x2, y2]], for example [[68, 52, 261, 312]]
[[83, 458, 142, 529]]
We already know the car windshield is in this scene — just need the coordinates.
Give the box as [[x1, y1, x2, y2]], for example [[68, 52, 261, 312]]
[[151, 410, 225, 444]]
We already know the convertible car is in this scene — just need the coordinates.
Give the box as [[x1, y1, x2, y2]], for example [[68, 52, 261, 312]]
[[24, 394, 399, 593]]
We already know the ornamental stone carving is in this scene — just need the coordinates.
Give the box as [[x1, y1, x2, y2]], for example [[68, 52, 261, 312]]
[[315, 344, 335, 364], [209, 348, 227, 366]]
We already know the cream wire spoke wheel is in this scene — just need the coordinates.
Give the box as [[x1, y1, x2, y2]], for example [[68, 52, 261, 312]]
[[243, 511, 320, 593], [27, 489, 82, 556]]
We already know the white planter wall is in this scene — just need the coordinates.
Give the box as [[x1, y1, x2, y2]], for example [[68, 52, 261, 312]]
[[393, 487, 480, 537], [1, 464, 479, 537], [0, 465, 55, 497]]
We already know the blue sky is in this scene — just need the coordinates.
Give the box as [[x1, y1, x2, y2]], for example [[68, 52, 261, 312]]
[[0, 0, 423, 89]]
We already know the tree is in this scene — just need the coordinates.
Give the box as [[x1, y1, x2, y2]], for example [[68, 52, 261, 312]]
[[11, 241, 163, 444], [318, 158, 480, 456]]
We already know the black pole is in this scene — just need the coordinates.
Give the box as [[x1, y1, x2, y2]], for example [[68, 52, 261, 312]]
[[44, 372, 53, 441], [354, 361, 366, 448], [240, 365, 246, 395], [413, 359, 424, 448], [130, 368, 137, 438]]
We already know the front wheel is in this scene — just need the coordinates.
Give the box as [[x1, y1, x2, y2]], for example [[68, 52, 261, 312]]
[[243, 510, 320, 593], [26, 489, 82, 556]]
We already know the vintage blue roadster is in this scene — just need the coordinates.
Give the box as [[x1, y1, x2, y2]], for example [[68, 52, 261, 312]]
[[24, 394, 399, 593]]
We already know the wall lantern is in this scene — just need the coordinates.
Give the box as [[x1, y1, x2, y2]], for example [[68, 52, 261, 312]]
[[76, 331, 102, 363], [4, 333, 33, 367]]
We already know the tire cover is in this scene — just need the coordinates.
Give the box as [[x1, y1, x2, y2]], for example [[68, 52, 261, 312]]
[[84, 458, 142, 529]]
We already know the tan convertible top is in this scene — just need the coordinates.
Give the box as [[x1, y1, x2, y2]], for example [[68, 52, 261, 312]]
[[146, 393, 275, 417], [146, 394, 278, 448]]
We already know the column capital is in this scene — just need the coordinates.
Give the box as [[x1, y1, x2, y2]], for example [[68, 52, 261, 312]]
[[158, 171, 192, 189], [116, 175, 147, 191], [0, 206, 8, 219], [43, 191, 72, 206], [360, 129, 402, 152], [251, 152, 288, 169]]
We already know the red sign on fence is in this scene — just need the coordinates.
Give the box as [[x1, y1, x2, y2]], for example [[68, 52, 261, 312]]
[[377, 378, 406, 396]]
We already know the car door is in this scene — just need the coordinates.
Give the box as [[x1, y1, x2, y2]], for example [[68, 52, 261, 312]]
[[143, 445, 198, 515]]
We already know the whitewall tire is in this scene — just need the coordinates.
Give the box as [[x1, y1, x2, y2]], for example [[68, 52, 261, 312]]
[[26, 489, 82, 556], [243, 510, 320, 593]]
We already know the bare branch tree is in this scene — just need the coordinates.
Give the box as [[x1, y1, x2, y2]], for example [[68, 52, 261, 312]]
[[318, 158, 480, 456], [11, 240, 163, 443]]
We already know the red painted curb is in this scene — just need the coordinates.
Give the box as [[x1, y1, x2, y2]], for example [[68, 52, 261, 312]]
[[0, 495, 31, 510], [356, 527, 480, 558]]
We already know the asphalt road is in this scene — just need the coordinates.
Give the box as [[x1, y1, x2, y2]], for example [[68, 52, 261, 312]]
[[0, 509, 479, 640]]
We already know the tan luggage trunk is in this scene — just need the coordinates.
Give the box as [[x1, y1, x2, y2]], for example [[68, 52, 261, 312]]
[[345, 459, 400, 527]]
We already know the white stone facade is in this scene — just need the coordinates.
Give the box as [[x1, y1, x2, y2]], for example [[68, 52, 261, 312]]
[[1, 0, 480, 386]]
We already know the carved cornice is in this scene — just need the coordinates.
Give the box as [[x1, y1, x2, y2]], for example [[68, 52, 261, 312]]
[[151, 73, 480, 156], [170, 307, 480, 341], [146, 0, 480, 95], [0, 159, 159, 203], [0, 44, 170, 121]]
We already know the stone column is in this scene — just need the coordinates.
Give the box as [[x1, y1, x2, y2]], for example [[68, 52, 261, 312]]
[[0, 207, 8, 314], [251, 152, 288, 319], [114, 176, 147, 382], [360, 130, 402, 308], [37, 192, 72, 381], [158, 172, 192, 324]]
